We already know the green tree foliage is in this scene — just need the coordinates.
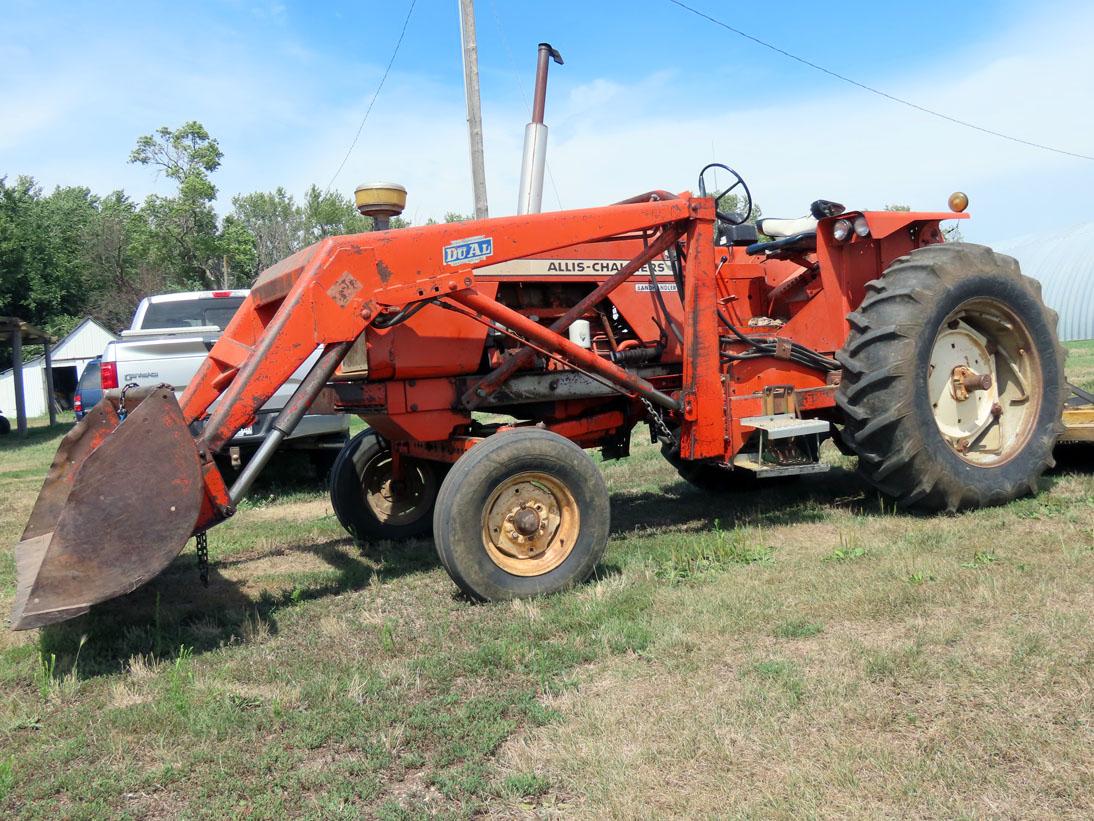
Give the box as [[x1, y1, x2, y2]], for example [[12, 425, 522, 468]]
[[426, 212, 473, 224], [230, 187, 303, 273], [0, 119, 409, 346], [229, 185, 418, 276], [0, 177, 102, 336], [129, 121, 256, 289]]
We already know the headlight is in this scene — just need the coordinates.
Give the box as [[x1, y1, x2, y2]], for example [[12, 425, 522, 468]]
[[832, 219, 853, 242], [853, 216, 871, 237]]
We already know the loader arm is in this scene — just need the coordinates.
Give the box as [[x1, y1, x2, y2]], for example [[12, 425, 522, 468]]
[[11, 195, 709, 630], [183, 198, 695, 453]]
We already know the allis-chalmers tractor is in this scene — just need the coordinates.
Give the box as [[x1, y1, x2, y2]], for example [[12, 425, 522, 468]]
[[11, 166, 1066, 629]]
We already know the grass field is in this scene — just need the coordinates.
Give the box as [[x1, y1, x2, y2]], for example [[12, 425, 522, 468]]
[[1, 345, 1092, 818]]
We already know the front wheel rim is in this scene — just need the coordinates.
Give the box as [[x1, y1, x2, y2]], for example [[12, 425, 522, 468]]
[[359, 451, 436, 526], [481, 471, 580, 576], [927, 298, 1042, 466]]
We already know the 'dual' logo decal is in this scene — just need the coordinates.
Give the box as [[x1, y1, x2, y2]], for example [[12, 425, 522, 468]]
[[443, 235, 494, 266]]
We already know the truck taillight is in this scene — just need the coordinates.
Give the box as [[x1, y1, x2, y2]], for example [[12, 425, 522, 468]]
[[73, 394, 83, 413], [100, 361, 119, 390], [212, 290, 232, 298]]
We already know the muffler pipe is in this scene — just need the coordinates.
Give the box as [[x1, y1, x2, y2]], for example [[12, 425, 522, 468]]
[[516, 43, 563, 215], [228, 340, 352, 504]]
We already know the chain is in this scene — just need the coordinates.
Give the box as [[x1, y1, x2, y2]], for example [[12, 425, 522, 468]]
[[117, 382, 140, 420], [640, 396, 674, 444], [195, 532, 209, 587]]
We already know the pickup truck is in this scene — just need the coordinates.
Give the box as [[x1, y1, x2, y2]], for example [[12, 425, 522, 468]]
[[100, 289, 348, 466]]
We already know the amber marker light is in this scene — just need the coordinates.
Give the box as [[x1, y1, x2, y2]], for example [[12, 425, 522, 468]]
[[948, 191, 969, 213]]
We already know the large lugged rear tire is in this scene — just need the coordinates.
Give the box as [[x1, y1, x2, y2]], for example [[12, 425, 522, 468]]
[[836, 243, 1065, 512], [433, 429, 610, 601]]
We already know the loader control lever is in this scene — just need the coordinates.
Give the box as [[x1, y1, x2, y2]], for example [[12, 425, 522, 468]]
[[698, 162, 753, 226]]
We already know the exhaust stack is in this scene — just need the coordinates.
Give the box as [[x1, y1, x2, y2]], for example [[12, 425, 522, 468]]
[[516, 43, 563, 215]]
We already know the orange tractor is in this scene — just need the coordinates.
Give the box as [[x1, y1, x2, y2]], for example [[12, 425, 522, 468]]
[[11, 168, 1065, 629]]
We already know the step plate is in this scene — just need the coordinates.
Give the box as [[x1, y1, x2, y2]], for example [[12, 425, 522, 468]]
[[732, 453, 831, 478], [739, 414, 830, 440]]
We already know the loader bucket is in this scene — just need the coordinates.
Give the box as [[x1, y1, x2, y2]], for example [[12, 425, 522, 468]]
[[10, 388, 204, 630]]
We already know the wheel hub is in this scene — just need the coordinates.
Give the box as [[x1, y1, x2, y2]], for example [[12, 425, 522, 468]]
[[511, 506, 542, 537], [927, 299, 1040, 466], [481, 472, 579, 575], [360, 453, 433, 526]]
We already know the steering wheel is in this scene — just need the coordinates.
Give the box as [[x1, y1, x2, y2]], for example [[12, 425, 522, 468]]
[[698, 162, 753, 226]]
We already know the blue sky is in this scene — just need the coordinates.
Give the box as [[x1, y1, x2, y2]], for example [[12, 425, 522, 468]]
[[3, 0, 1093, 243]]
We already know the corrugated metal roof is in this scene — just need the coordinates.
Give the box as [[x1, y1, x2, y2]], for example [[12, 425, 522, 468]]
[[997, 221, 1094, 342], [0, 316, 117, 379], [50, 317, 117, 364]]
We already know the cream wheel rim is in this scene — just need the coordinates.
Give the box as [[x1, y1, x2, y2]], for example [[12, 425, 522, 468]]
[[359, 452, 435, 526], [927, 298, 1041, 466], [481, 471, 580, 576]]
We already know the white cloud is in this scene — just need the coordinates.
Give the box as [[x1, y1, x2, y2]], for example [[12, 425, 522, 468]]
[[4, 1, 1093, 246]]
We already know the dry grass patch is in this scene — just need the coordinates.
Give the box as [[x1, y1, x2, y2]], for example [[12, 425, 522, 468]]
[[2, 348, 1093, 816], [499, 499, 1094, 818]]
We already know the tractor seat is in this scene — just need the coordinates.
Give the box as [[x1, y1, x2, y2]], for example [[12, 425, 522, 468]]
[[746, 231, 817, 257], [756, 215, 818, 238], [748, 215, 818, 256]]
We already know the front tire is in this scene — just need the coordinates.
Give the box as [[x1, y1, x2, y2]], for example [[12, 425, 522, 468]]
[[433, 429, 610, 601], [836, 243, 1065, 512], [330, 429, 447, 541]]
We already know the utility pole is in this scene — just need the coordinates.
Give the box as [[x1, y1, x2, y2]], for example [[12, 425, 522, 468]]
[[457, 0, 489, 219]]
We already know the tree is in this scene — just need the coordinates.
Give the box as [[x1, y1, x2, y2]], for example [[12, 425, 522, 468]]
[[84, 191, 167, 330], [231, 187, 304, 273], [129, 121, 256, 289], [0, 177, 102, 336], [426, 212, 473, 224], [301, 185, 372, 242]]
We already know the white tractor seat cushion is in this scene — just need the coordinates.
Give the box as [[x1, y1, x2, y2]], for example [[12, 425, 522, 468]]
[[756, 215, 818, 238]]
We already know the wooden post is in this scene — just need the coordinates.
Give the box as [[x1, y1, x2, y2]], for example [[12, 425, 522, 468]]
[[43, 337, 56, 426], [457, 0, 489, 219], [11, 327, 26, 436]]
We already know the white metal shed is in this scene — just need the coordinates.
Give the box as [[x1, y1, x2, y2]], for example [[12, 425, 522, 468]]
[[0, 317, 118, 418]]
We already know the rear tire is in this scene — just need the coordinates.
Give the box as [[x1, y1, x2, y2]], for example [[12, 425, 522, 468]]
[[836, 243, 1065, 512], [433, 429, 609, 601], [330, 429, 447, 541], [660, 439, 763, 492]]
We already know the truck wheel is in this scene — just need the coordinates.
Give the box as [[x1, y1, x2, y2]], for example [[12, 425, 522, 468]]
[[433, 429, 610, 601], [330, 429, 447, 541], [836, 243, 1066, 512]]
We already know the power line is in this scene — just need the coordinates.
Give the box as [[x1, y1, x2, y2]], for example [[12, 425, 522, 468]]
[[324, 0, 418, 195], [668, 0, 1094, 162]]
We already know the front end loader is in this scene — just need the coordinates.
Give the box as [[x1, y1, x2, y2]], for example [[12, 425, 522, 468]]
[[10, 168, 1066, 629]]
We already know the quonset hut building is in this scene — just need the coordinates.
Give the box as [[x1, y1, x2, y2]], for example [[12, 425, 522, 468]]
[[999, 221, 1094, 342]]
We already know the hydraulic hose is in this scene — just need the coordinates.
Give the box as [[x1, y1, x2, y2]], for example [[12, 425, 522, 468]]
[[671, 239, 838, 372]]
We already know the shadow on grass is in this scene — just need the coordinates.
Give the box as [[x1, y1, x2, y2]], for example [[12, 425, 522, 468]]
[[0, 420, 75, 452], [1051, 441, 1094, 474], [610, 465, 884, 534], [36, 532, 442, 680], [36, 453, 1079, 680], [33, 467, 872, 678]]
